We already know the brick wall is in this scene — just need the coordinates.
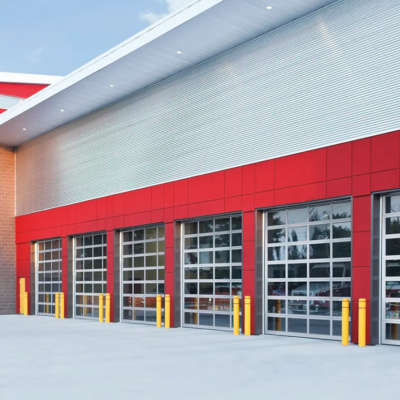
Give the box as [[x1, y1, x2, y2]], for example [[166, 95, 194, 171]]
[[0, 146, 15, 314]]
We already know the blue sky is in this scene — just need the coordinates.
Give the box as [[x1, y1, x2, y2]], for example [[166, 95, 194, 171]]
[[0, 0, 191, 76]]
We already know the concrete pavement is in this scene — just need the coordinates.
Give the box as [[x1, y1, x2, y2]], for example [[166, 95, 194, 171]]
[[0, 315, 398, 400]]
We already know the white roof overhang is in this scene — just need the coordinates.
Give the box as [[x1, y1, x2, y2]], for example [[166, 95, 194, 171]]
[[0, 0, 336, 146]]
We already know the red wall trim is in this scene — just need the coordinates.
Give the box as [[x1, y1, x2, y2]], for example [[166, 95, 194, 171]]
[[0, 83, 48, 98], [15, 130, 400, 342]]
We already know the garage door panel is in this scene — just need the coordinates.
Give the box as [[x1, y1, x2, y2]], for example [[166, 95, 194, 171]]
[[182, 214, 242, 331], [36, 239, 62, 316], [265, 200, 352, 339]]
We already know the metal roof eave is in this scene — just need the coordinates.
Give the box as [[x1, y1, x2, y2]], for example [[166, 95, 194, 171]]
[[0, 1, 220, 121], [0, 0, 337, 147]]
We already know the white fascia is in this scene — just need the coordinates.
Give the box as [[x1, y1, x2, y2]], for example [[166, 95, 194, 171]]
[[0, 0, 223, 125]]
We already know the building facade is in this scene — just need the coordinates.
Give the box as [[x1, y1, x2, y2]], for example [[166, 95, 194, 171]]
[[2, 0, 400, 345], [0, 72, 60, 114], [0, 72, 60, 314]]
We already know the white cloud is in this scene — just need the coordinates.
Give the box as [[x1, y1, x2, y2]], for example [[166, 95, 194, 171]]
[[166, 0, 193, 12], [140, 0, 193, 25], [27, 46, 45, 65], [139, 10, 167, 24]]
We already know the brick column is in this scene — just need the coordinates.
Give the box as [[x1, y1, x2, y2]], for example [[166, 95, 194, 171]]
[[0, 146, 15, 315], [16, 242, 30, 315]]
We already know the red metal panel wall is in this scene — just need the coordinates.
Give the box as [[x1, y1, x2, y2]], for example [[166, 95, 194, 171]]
[[0, 83, 48, 98], [15, 129, 400, 342]]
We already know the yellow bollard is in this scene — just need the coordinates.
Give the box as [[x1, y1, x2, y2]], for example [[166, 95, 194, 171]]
[[165, 294, 170, 329], [60, 293, 65, 319], [105, 293, 111, 323], [19, 278, 26, 314], [244, 296, 251, 336], [358, 298, 366, 347], [55, 293, 60, 319], [342, 298, 349, 346], [23, 292, 28, 316], [83, 295, 87, 317], [99, 294, 104, 323], [233, 296, 240, 335], [156, 294, 162, 328]]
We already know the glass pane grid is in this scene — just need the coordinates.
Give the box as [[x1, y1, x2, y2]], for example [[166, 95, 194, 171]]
[[121, 225, 165, 325], [265, 202, 352, 339], [183, 215, 242, 330], [37, 239, 62, 316], [75, 233, 107, 320]]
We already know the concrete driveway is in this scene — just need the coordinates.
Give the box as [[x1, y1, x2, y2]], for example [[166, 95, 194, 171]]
[[0, 315, 398, 400]]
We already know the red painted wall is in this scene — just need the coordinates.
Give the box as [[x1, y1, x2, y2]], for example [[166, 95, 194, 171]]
[[0, 82, 50, 115], [15, 130, 400, 342], [0, 82, 48, 98]]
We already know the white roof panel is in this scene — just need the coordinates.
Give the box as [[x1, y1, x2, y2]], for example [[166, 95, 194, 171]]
[[0, 0, 337, 146]]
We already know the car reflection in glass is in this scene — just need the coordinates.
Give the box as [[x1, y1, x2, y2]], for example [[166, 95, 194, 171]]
[[289, 281, 351, 315]]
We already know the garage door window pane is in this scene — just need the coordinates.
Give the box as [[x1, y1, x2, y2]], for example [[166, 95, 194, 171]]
[[122, 225, 165, 325], [183, 215, 242, 330], [37, 239, 62, 316], [265, 201, 352, 339], [75, 233, 106, 320]]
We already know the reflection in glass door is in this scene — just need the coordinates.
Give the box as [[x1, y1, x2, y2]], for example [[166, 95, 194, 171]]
[[121, 225, 165, 325], [265, 201, 352, 339], [74, 233, 107, 320], [182, 215, 242, 330], [36, 239, 62, 316], [381, 194, 400, 345]]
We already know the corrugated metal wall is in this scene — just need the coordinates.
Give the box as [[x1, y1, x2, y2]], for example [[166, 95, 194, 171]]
[[16, 0, 400, 215]]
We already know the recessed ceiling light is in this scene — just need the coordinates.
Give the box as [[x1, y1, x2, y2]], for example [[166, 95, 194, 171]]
[[176, 51, 182, 54], [60, 109, 65, 112], [109, 84, 114, 87], [266, 5, 272, 9], [23, 128, 26, 131]]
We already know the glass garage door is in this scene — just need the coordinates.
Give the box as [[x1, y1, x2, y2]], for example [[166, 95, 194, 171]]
[[265, 201, 352, 339], [381, 194, 400, 345], [182, 215, 242, 330], [37, 239, 62, 316], [74, 233, 107, 320], [121, 225, 165, 325]]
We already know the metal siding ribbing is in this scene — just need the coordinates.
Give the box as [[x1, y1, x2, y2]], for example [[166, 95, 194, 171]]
[[16, 0, 400, 215]]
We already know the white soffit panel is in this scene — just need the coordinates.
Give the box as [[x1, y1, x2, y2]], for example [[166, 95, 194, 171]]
[[0, 0, 336, 146]]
